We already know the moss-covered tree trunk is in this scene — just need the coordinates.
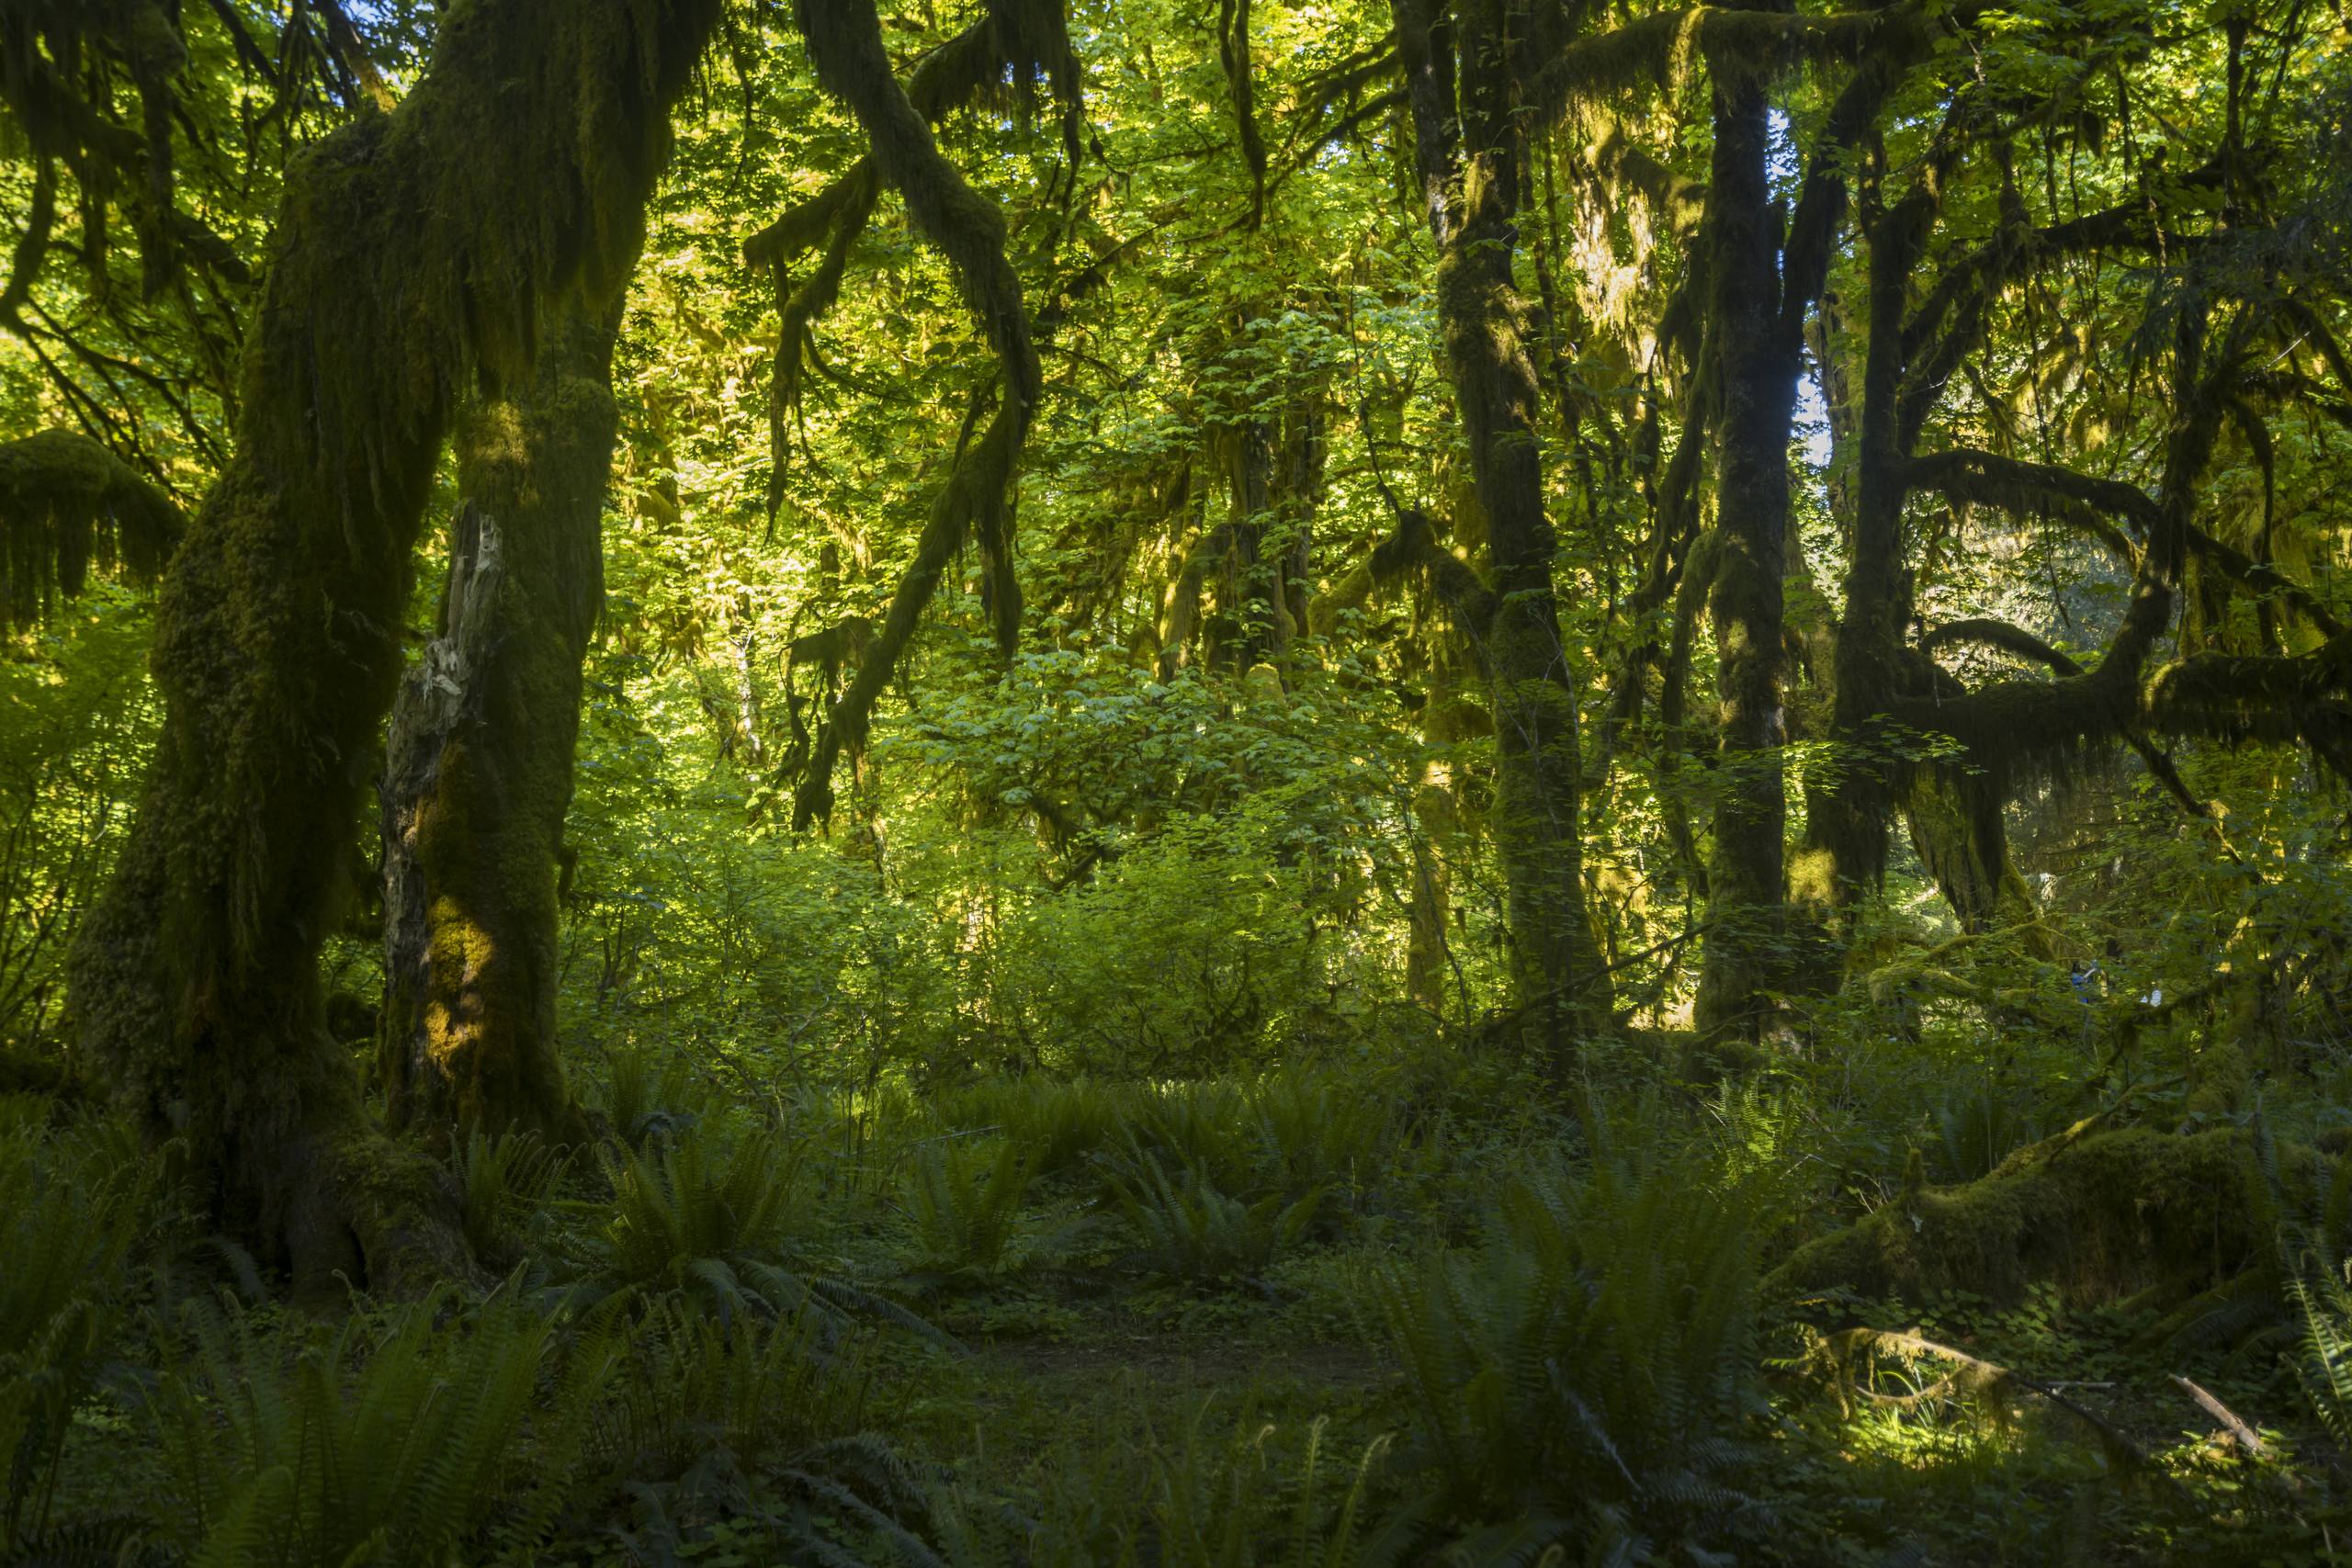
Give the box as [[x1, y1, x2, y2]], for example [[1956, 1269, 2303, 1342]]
[[1406, 653, 1478, 1013], [1796, 196, 1934, 936], [1691, 62, 1792, 1041], [66, 0, 718, 1293], [379, 308, 622, 1152], [1394, 0, 1610, 1063]]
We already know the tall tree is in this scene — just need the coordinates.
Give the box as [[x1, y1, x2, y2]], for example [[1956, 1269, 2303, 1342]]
[[67, 0, 721, 1291], [1392, 0, 1611, 1061]]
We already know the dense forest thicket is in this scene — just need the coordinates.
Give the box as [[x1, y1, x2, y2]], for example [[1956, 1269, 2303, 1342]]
[[6, 0, 2352, 1561]]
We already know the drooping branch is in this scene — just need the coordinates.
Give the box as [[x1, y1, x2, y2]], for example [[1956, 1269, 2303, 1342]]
[[786, 0, 1060, 828], [1904, 446, 2162, 533], [2143, 632, 2352, 781], [1918, 616, 2081, 673], [1885, 310, 2232, 777], [1904, 445, 2153, 567]]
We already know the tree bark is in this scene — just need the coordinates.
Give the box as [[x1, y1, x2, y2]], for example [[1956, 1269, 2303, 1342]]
[[65, 0, 718, 1294], [379, 309, 621, 1151]]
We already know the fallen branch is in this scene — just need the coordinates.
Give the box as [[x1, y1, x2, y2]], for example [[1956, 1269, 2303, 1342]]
[[1828, 1327, 2169, 1483], [2171, 1373, 2265, 1458]]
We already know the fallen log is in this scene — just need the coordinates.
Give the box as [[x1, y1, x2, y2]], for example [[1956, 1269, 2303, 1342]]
[[1769, 1125, 2319, 1307]]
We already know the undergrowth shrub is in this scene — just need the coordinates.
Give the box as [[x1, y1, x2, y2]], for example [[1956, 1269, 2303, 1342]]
[[148, 1285, 596, 1565], [920, 1411, 1406, 1568], [1374, 1118, 1773, 1560], [2290, 1250, 2352, 1448], [1245, 1066, 1397, 1211], [453, 1129, 571, 1265], [603, 1296, 867, 1478], [1105, 1145, 1323, 1286], [1, 1114, 153, 1552], [1140, 1409, 1410, 1568], [572, 1120, 811, 1319], [944, 1077, 1126, 1178], [1125, 1082, 1258, 1192], [904, 1136, 1042, 1280], [594, 1293, 935, 1565], [569, 1119, 944, 1343], [595, 1041, 721, 1146], [1926, 1078, 2043, 1184]]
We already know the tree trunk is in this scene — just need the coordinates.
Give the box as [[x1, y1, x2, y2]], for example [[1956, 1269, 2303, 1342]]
[[1691, 64, 1792, 1040], [1796, 195, 1935, 939], [66, 0, 717, 1294], [1395, 0, 1611, 1063], [379, 309, 621, 1151], [1406, 653, 1477, 1014]]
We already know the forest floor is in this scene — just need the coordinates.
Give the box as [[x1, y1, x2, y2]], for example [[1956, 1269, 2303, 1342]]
[[834, 1192, 2338, 1567], [15, 1066, 2349, 1566]]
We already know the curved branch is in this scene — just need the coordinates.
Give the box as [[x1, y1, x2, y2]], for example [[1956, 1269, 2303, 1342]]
[[786, 0, 1057, 827], [1919, 617, 2082, 673]]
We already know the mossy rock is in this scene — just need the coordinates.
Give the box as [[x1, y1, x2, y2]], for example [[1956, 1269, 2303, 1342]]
[[1768, 1125, 2309, 1309]]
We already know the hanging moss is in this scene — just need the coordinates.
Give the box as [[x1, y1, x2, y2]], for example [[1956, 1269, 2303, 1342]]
[[0, 429, 183, 627], [1526, 5, 1915, 130], [748, 2, 1080, 520]]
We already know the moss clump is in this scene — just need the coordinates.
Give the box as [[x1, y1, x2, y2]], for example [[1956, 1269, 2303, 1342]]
[[1768, 1126, 2311, 1308], [0, 429, 183, 627]]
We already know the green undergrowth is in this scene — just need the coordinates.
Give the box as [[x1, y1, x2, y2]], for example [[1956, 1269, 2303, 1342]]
[[6, 1048, 2352, 1566]]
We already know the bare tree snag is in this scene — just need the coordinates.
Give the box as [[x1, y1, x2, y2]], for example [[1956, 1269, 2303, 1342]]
[[379, 310, 622, 1151]]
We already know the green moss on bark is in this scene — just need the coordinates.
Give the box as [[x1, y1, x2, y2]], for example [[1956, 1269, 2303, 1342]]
[[66, 0, 719, 1290], [380, 309, 620, 1152], [1768, 1126, 2310, 1308]]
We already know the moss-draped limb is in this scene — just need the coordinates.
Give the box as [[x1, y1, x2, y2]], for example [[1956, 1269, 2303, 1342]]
[[379, 307, 624, 1153], [1769, 1127, 2312, 1308], [65, 0, 720, 1294], [2143, 632, 2352, 781], [1523, 4, 1909, 127], [1216, 0, 1269, 228], [1904, 446, 2157, 558], [0, 429, 183, 627], [1893, 178, 2216, 447], [785, 0, 1061, 829], [1882, 312, 2231, 780]]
